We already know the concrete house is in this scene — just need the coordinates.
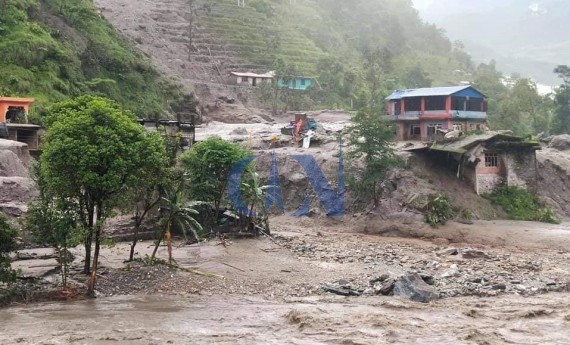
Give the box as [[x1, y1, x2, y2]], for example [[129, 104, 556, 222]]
[[229, 71, 274, 86], [0, 97, 41, 153], [385, 86, 488, 141], [276, 76, 317, 91], [409, 133, 540, 195]]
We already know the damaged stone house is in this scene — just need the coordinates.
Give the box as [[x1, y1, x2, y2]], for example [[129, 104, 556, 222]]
[[408, 133, 541, 195]]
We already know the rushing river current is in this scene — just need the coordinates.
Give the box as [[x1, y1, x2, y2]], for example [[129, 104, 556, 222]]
[[1, 293, 570, 344]]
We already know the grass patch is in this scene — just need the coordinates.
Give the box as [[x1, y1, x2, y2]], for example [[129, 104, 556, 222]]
[[0, 0, 192, 119], [487, 186, 560, 224]]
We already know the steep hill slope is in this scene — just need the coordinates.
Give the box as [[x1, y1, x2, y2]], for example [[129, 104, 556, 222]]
[[94, 0, 474, 120], [0, 0, 194, 118]]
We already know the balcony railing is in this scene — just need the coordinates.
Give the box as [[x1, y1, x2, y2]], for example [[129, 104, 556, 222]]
[[385, 110, 487, 121], [451, 111, 487, 119]]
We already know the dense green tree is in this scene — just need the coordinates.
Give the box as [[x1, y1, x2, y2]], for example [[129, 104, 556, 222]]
[[180, 137, 251, 228], [490, 79, 543, 135], [400, 65, 432, 89], [346, 109, 399, 207], [552, 65, 570, 134], [26, 161, 83, 287], [40, 95, 167, 295], [120, 131, 171, 262]]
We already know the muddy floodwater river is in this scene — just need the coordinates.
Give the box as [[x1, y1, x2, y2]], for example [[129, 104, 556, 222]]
[[1, 293, 570, 344]]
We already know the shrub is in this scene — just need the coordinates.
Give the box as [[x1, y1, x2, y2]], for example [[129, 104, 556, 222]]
[[0, 214, 17, 284], [488, 186, 560, 224], [425, 194, 454, 227]]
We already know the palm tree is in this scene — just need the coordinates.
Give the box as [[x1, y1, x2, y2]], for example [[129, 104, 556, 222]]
[[150, 182, 203, 264]]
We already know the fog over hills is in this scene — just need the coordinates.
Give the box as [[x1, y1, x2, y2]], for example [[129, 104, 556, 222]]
[[413, 0, 569, 85]]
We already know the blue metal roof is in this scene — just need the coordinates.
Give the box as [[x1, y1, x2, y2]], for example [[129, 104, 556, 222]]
[[386, 86, 486, 100]]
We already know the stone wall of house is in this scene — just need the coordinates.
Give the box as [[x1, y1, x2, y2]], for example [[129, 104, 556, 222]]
[[477, 174, 504, 194], [474, 151, 506, 194], [504, 150, 538, 191], [473, 149, 538, 194]]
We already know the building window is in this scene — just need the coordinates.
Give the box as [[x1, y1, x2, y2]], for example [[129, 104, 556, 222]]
[[404, 97, 421, 112], [485, 153, 498, 167], [467, 98, 484, 112], [242, 77, 248, 83], [425, 96, 446, 111], [453, 124, 463, 131], [300, 78, 306, 86]]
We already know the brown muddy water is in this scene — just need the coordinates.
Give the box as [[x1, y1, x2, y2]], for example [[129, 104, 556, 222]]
[[1, 293, 570, 344]]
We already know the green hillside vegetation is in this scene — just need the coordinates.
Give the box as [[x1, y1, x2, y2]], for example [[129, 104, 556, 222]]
[[194, 0, 568, 136], [0, 0, 192, 119], [193, 0, 472, 110]]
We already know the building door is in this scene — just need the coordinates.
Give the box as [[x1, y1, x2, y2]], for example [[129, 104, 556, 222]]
[[426, 123, 443, 139], [409, 124, 421, 140]]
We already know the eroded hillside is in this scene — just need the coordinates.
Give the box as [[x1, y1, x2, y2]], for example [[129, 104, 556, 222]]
[[94, 0, 474, 121]]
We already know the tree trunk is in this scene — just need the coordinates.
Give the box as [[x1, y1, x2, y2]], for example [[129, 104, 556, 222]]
[[87, 202, 103, 297], [150, 222, 167, 263], [83, 203, 95, 274], [88, 227, 100, 297], [129, 220, 141, 262], [83, 233, 92, 274], [166, 222, 172, 264]]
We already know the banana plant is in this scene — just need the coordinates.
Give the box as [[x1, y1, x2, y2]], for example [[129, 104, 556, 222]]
[[150, 181, 204, 264]]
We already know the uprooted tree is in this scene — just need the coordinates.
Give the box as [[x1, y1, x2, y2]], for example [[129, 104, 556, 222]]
[[346, 109, 399, 208], [40, 95, 168, 296]]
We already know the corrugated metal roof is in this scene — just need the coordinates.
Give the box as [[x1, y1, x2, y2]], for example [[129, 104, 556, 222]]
[[428, 133, 498, 154], [386, 86, 481, 100], [230, 71, 274, 78], [409, 132, 537, 154]]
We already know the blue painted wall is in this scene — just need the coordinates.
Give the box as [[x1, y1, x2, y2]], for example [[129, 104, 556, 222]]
[[277, 77, 314, 91], [453, 87, 486, 99]]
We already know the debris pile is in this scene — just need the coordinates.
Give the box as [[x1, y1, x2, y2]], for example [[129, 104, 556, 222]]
[[276, 234, 570, 300]]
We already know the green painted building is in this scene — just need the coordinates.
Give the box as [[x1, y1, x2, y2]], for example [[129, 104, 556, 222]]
[[276, 76, 317, 91]]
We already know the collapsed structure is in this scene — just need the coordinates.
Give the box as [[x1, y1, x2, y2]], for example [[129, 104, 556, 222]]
[[408, 133, 541, 195]]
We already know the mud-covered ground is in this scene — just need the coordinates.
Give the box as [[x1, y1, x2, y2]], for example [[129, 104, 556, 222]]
[[4, 216, 570, 344]]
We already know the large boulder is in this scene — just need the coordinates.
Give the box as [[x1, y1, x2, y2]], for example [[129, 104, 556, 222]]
[[0, 139, 31, 166], [548, 135, 570, 151], [393, 272, 439, 303]]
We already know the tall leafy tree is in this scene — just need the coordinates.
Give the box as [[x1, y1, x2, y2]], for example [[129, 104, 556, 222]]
[[552, 65, 570, 134], [491, 79, 543, 135], [180, 137, 250, 228], [26, 163, 81, 287], [40, 95, 167, 296], [120, 131, 170, 262], [346, 109, 399, 207]]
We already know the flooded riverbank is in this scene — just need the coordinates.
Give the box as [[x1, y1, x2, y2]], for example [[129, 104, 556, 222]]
[[2, 293, 570, 344]]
